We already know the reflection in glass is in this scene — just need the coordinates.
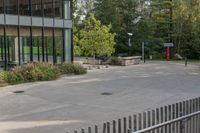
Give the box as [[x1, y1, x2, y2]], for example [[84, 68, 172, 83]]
[[55, 29, 63, 64], [0, 1, 3, 13], [20, 27, 31, 63], [6, 26, 18, 63], [5, 0, 18, 14], [19, 0, 31, 16], [32, 28, 42, 62], [32, 0, 42, 17], [55, 0, 62, 19], [43, 0, 53, 18], [0, 27, 4, 62], [44, 28, 53, 63]]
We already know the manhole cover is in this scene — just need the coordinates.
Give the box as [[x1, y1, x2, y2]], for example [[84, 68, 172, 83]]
[[101, 92, 113, 96], [13, 91, 25, 94]]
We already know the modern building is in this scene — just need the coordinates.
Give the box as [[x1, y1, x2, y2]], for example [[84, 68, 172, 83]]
[[0, 0, 72, 70]]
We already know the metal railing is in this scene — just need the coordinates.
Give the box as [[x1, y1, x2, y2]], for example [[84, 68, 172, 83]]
[[134, 110, 200, 133], [70, 97, 200, 133]]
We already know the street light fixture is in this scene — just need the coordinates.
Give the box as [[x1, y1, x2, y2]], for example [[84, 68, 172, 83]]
[[128, 33, 133, 36]]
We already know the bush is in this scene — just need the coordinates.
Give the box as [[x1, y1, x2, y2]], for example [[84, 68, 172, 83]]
[[0, 72, 8, 87], [73, 64, 87, 75], [7, 67, 24, 85], [110, 57, 121, 65], [34, 63, 60, 81], [6, 63, 61, 85], [59, 63, 87, 75], [0, 63, 87, 86]]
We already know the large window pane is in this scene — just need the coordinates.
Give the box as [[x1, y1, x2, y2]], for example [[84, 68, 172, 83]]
[[55, 0, 62, 19], [0, 1, 3, 13], [6, 26, 18, 65], [5, 0, 18, 14], [44, 28, 53, 63], [32, 0, 42, 17], [0, 27, 4, 62], [19, 0, 30, 16], [20, 27, 31, 63], [32, 28, 42, 62], [55, 29, 63, 64], [43, 0, 53, 18]]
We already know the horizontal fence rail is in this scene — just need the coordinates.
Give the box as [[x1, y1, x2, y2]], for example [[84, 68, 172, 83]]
[[70, 97, 200, 133], [134, 110, 200, 133]]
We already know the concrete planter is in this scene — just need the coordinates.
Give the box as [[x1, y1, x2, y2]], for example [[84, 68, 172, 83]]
[[120, 56, 141, 66]]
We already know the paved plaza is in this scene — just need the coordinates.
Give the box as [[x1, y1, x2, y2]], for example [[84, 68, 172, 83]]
[[0, 61, 200, 133]]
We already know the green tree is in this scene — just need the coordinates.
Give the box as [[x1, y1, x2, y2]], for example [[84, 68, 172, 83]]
[[79, 13, 116, 64], [73, 25, 82, 56]]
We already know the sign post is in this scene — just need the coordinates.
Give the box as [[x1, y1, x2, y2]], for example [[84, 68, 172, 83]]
[[164, 43, 174, 63], [166, 47, 170, 62]]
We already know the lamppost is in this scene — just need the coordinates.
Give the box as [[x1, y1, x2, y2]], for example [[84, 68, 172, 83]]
[[142, 42, 148, 63], [142, 42, 145, 63], [128, 33, 133, 56]]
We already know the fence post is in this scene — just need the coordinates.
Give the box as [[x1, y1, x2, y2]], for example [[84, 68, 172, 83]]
[[107, 122, 110, 133], [128, 116, 132, 132], [179, 102, 183, 133], [88, 127, 91, 133], [123, 117, 127, 133], [133, 115, 137, 132], [95, 125, 98, 133], [113, 120, 116, 133], [81, 129, 85, 133], [103, 123, 106, 133], [118, 119, 122, 133]]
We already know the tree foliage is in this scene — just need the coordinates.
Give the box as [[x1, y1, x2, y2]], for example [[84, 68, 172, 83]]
[[79, 14, 116, 59], [73, 0, 200, 59]]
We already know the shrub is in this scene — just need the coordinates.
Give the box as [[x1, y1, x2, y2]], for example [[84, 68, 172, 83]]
[[0, 71, 8, 87], [1, 63, 86, 86], [59, 63, 87, 75], [6, 63, 61, 85], [110, 57, 121, 65], [7, 67, 24, 85], [73, 64, 87, 75], [34, 63, 60, 81], [59, 63, 75, 74]]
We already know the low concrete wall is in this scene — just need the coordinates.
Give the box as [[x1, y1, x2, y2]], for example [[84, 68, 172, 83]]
[[120, 56, 141, 66], [74, 57, 102, 65]]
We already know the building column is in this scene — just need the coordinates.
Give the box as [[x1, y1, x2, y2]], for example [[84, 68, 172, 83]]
[[14, 37, 19, 63], [63, 0, 72, 63]]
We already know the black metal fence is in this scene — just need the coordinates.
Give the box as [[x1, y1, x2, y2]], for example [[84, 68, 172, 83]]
[[70, 97, 200, 133]]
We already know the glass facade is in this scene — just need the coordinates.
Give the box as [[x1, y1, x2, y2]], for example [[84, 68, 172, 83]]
[[19, 0, 31, 16], [0, 0, 72, 70], [5, 0, 18, 14]]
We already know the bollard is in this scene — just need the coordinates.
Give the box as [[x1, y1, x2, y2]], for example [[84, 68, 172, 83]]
[[185, 57, 188, 67]]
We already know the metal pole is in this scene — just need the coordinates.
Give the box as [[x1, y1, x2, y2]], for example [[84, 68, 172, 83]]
[[129, 38, 131, 56], [142, 42, 145, 63], [185, 57, 188, 67]]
